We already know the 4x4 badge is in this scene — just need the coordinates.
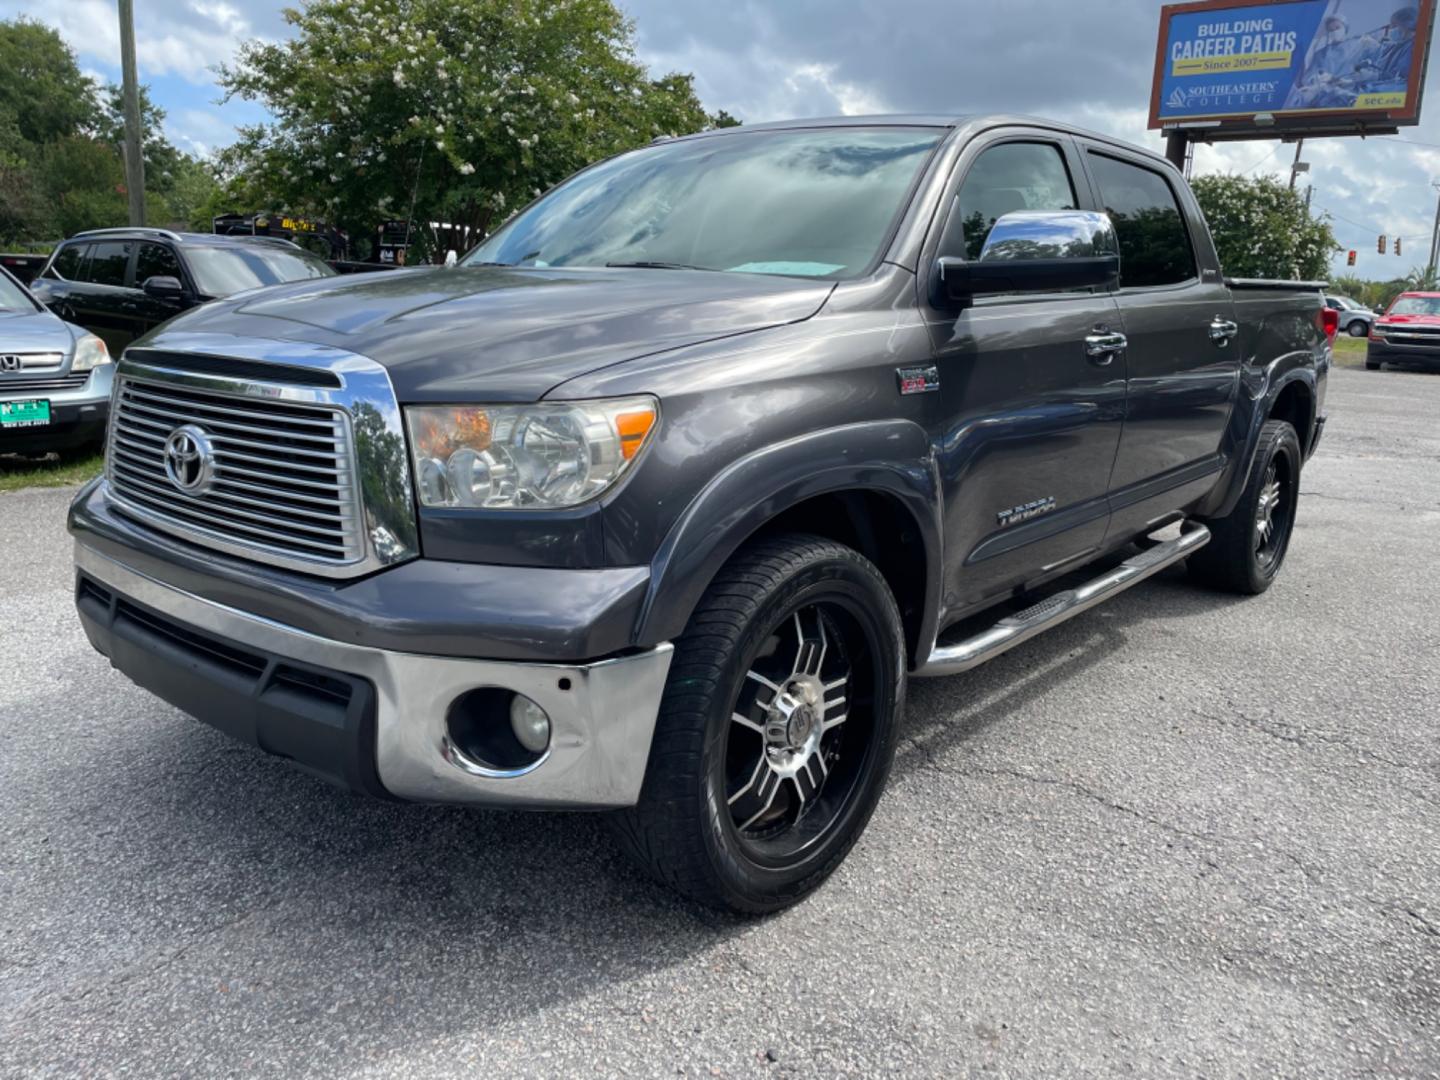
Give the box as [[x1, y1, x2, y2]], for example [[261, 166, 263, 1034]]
[[896, 364, 939, 395]]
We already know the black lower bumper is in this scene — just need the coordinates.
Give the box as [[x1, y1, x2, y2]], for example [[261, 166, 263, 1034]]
[[1367, 341, 1440, 371], [0, 401, 107, 452], [76, 571, 391, 798]]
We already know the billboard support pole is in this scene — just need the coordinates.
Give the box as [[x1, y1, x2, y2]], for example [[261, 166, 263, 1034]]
[[1165, 130, 1188, 172], [1288, 139, 1305, 191]]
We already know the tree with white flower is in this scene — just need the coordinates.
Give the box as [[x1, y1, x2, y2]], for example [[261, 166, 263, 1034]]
[[216, 0, 734, 259], [1190, 173, 1337, 281]]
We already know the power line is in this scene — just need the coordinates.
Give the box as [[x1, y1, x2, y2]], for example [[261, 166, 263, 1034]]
[[1314, 205, 1431, 243], [1241, 143, 1281, 174]]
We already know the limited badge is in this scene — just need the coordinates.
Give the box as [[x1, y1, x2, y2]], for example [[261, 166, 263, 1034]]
[[896, 364, 940, 395]]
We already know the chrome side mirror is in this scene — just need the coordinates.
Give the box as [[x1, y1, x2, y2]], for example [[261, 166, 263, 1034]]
[[935, 210, 1120, 303]]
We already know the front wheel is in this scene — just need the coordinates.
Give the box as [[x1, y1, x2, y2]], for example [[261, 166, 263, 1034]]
[[608, 534, 905, 913], [1188, 419, 1301, 595], [1348, 320, 1369, 338]]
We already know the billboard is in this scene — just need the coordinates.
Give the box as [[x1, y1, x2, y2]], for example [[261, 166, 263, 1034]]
[[1149, 0, 1435, 132]]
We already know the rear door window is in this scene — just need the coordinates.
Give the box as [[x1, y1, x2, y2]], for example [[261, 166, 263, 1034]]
[[49, 243, 87, 280], [1086, 153, 1197, 289], [85, 241, 133, 287]]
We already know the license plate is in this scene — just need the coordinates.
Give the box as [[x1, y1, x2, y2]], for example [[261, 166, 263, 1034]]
[[0, 399, 50, 428]]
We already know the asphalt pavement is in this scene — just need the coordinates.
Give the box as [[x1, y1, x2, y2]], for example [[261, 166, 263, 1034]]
[[2, 366, 1437, 1078]]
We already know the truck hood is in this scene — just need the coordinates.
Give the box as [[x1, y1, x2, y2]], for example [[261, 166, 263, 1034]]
[[150, 266, 834, 401], [1378, 312, 1440, 326], [0, 307, 78, 355]]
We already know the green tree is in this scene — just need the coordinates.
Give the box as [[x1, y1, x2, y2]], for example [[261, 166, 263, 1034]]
[[1403, 264, 1440, 290], [1329, 273, 1367, 297], [1190, 173, 1338, 280], [98, 83, 184, 197], [0, 19, 97, 146], [35, 136, 128, 238], [217, 0, 726, 252]]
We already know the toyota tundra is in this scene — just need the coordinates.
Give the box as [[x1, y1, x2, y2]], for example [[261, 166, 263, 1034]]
[[68, 115, 1330, 912]]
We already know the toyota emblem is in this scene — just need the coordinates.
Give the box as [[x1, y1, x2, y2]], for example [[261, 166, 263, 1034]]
[[162, 424, 216, 495]]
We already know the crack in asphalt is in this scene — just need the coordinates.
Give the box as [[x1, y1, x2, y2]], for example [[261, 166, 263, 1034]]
[[1400, 907, 1440, 939], [1300, 489, 1440, 512], [1188, 703, 1439, 786], [909, 745, 1440, 962], [2, 902, 280, 1024]]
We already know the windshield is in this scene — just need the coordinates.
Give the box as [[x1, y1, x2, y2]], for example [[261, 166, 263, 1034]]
[[1388, 295, 1440, 316], [185, 245, 335, 297], [0, 271, 37, 312], [465, 127, 943, 279], [1332, 296, 1362, 310]]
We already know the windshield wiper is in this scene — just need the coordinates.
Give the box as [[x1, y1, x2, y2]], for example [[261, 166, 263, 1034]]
[[605, 260, 715, 272]]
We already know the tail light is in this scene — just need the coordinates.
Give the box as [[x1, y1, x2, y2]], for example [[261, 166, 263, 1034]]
[[1320, 307, 1339, 343]]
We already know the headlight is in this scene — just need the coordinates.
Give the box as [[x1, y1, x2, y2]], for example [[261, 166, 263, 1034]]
[[405, 396, 658, 509], [70, 333, 111, 373]]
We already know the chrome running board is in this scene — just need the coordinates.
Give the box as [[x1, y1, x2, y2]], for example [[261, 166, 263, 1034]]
[[914, 523, 1211, 678]]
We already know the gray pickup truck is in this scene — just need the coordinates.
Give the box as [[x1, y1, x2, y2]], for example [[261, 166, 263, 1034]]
[[69, 115, 1330, 912]]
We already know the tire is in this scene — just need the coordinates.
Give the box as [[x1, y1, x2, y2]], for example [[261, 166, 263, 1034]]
[[1347, 320, 1369, 338], [608, 533, 905, 914], [1365, 358, 1382, 371], [1188, 419, 1301, 595]]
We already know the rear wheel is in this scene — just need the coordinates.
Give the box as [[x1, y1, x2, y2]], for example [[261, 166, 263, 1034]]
[[608, 534, 904, 913], [1188, 419, 1301, 595]]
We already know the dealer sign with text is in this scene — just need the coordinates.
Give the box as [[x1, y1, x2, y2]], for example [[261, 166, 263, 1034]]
[[1150, 0, 1435, 132]]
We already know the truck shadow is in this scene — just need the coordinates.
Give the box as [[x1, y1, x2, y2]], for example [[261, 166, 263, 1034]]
[[43, 567, 1248, 1067], [895, 565, 1249, 777]]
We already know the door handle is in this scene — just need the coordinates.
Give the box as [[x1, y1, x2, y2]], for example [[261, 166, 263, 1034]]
[[1085, 331, 1127, 364], [1209, 318, 1239, 344]]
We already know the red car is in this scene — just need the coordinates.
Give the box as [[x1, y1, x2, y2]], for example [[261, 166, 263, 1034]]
[[1367, 291, 1440, 372]]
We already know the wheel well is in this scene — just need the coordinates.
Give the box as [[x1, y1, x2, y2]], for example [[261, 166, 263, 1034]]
[[1269, 380, 1313, 450], [751, 490, 929, 663]]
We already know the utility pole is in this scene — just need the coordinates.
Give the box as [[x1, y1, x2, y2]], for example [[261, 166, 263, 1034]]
[[1288, 138, 1306, 190], [1429, 180, 1440, 273], [117, 0, 145, 226]]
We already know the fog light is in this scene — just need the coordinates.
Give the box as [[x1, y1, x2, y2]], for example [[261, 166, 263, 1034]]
[[509, 694, 551, 754]]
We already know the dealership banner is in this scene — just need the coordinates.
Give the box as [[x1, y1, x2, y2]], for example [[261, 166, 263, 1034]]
[[1150, 0, 1434, 128]]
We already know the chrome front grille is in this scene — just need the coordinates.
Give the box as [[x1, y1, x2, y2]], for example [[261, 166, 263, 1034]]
[[0, 372, 90, 395], [1376, 324, 1440, 344], [107, 375, 365, 567]]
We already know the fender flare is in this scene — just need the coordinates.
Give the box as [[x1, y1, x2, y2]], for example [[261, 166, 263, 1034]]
[[633, 420, 944, 650], [1205, 356, 1317, 520]]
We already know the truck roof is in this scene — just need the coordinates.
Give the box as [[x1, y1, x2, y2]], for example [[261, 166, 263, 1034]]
[[678, 113, 1174, 169]]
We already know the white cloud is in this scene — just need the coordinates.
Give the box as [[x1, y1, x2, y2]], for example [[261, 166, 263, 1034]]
[[8, 0, 255, 84], [786, 63, 890, 117]]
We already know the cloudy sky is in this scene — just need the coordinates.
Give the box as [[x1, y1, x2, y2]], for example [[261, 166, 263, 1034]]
[[5, 0, 1440, 281]]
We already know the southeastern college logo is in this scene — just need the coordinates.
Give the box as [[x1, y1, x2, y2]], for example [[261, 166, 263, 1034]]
[[1167, 88, 1189, 109]]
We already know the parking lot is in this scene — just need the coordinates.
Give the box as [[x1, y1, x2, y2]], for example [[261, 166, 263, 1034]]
[[1, 366, 1436, 1078]]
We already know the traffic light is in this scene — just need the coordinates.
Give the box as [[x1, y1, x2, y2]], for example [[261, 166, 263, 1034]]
[[1348, 250, 1357, 266], [1396, 237, 1402, 257], [1379, 234, 1388, 254]]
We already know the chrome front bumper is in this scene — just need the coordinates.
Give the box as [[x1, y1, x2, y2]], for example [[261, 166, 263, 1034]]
[[75, 543, 674, 809]]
